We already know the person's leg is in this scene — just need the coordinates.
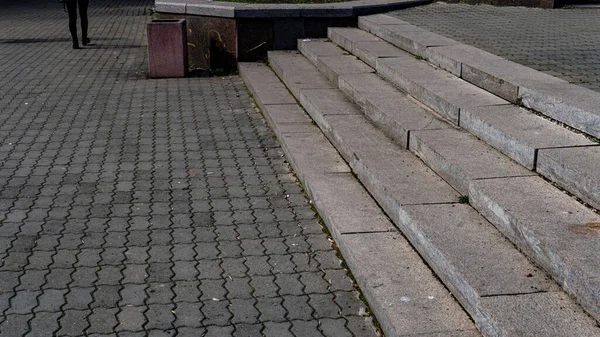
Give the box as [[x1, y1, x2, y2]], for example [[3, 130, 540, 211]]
[[78, 0, 90, 45], [66, 0, 79, 49]]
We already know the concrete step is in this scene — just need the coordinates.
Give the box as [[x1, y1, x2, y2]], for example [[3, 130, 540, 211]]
[[267, 50, 600, 336], [358, 14, 600, 140], [299, 39, 538, 196], [239, 61, 481, 337], [326, 27, 600, 209], [301, 35, 600, 323]]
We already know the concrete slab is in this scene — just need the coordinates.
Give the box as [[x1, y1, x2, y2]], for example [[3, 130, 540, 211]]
[[460, 104, 594, 170], [299, 88, 362, 129], [262, 104, 314, 127], [519, 82, 600, 139], [481, 292, 600, 337], [424, 43, 505, 78], [155, 1, 186, 14], [469, 176, 600, 321], [268, 51, 335, 98], [317, 55, 374, 84], [397, 204, 563, 334], [303, 173, 397, 238], [461, 57, 566, 104], [339, 73, 448, 147], [339, 232, 477, 337], [359, 13, 413, 26], [353, 40, 408, 68], [338, 72, 400, 109], [398, 204, 557, 297], [349, 142, 461, 206], [328, 27, 381, 52], [279, 129, 351, 183], [537, 146, 600, 210], [358, 18, 427, 51], [384, 30, 460, 56], [409, 128, 534, 194], [377, 57, 505, 124], [297, 38, 347, 66], [238, 62, 297, 107]]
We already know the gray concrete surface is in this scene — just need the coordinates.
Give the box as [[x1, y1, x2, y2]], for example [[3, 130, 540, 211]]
[[469, 176, 600, 322], [338, 72, 448, 148], [537, 146, 600, 210], [388, 2, 600, 92], [288, 38, 600, 336], [460, 104, 594, 170], [240, 61, 478, 337], [409, 129, 534, 194], [0, 1, 378, 336]]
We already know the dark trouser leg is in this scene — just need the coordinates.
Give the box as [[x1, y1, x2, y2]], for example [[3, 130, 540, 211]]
[[66, 0, 79, 47], [79, 0, 89, 42]]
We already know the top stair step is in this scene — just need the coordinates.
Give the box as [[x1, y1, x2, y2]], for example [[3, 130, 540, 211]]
[[358, 14, 600, 139]]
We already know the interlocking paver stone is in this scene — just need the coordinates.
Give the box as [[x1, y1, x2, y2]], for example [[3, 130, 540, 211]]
[[0, 0, 378, 335]]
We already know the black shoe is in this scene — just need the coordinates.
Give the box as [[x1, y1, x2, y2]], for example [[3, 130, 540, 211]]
[[82, 37, 90, 46], [73, 42, 80, 49]]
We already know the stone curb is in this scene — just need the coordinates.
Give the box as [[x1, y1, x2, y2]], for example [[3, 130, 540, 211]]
[[155, 0, 430, 18], [239, 61, 479, 337]]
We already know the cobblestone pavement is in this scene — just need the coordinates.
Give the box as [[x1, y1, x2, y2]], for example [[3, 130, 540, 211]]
[[389, 3, 600, 92], [0, 0, 379, 336]]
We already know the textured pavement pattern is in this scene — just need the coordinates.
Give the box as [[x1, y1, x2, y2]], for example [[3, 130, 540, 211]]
[[390, 3, 600, 92], [0, 0, 378, 336]]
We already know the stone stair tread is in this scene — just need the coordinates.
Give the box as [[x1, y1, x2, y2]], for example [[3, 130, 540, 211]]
[[239, 61, 296, 106], [319, 114, 462, 205], [239, 61, 480, 337], [398, 204, 558, 297], [519, 81, 600, 139], [327, 26, 599, 185], [268, 50, 335, 98], [353, 40, 408, 68], [297, 38, 347, 65], [409, 128, 535, 194], [375, 54, 507, 124], [266, 51, 600, 336], [537, 146, 600, 210], [304, 173, 397, 237], [301, 39, 450, 148], [317, 55, 374, 83], [481, 292, 600, 337], [461, 104, 595, 170], [341, 232, 479, 337], [358, 14, 600, 139], [470, 175, 600, 322], [299, 88, 363, 118], [328, 27, 381, 52]]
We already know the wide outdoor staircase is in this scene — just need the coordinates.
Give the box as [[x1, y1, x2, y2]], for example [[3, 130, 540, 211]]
[[240, 13, 600, 337]]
